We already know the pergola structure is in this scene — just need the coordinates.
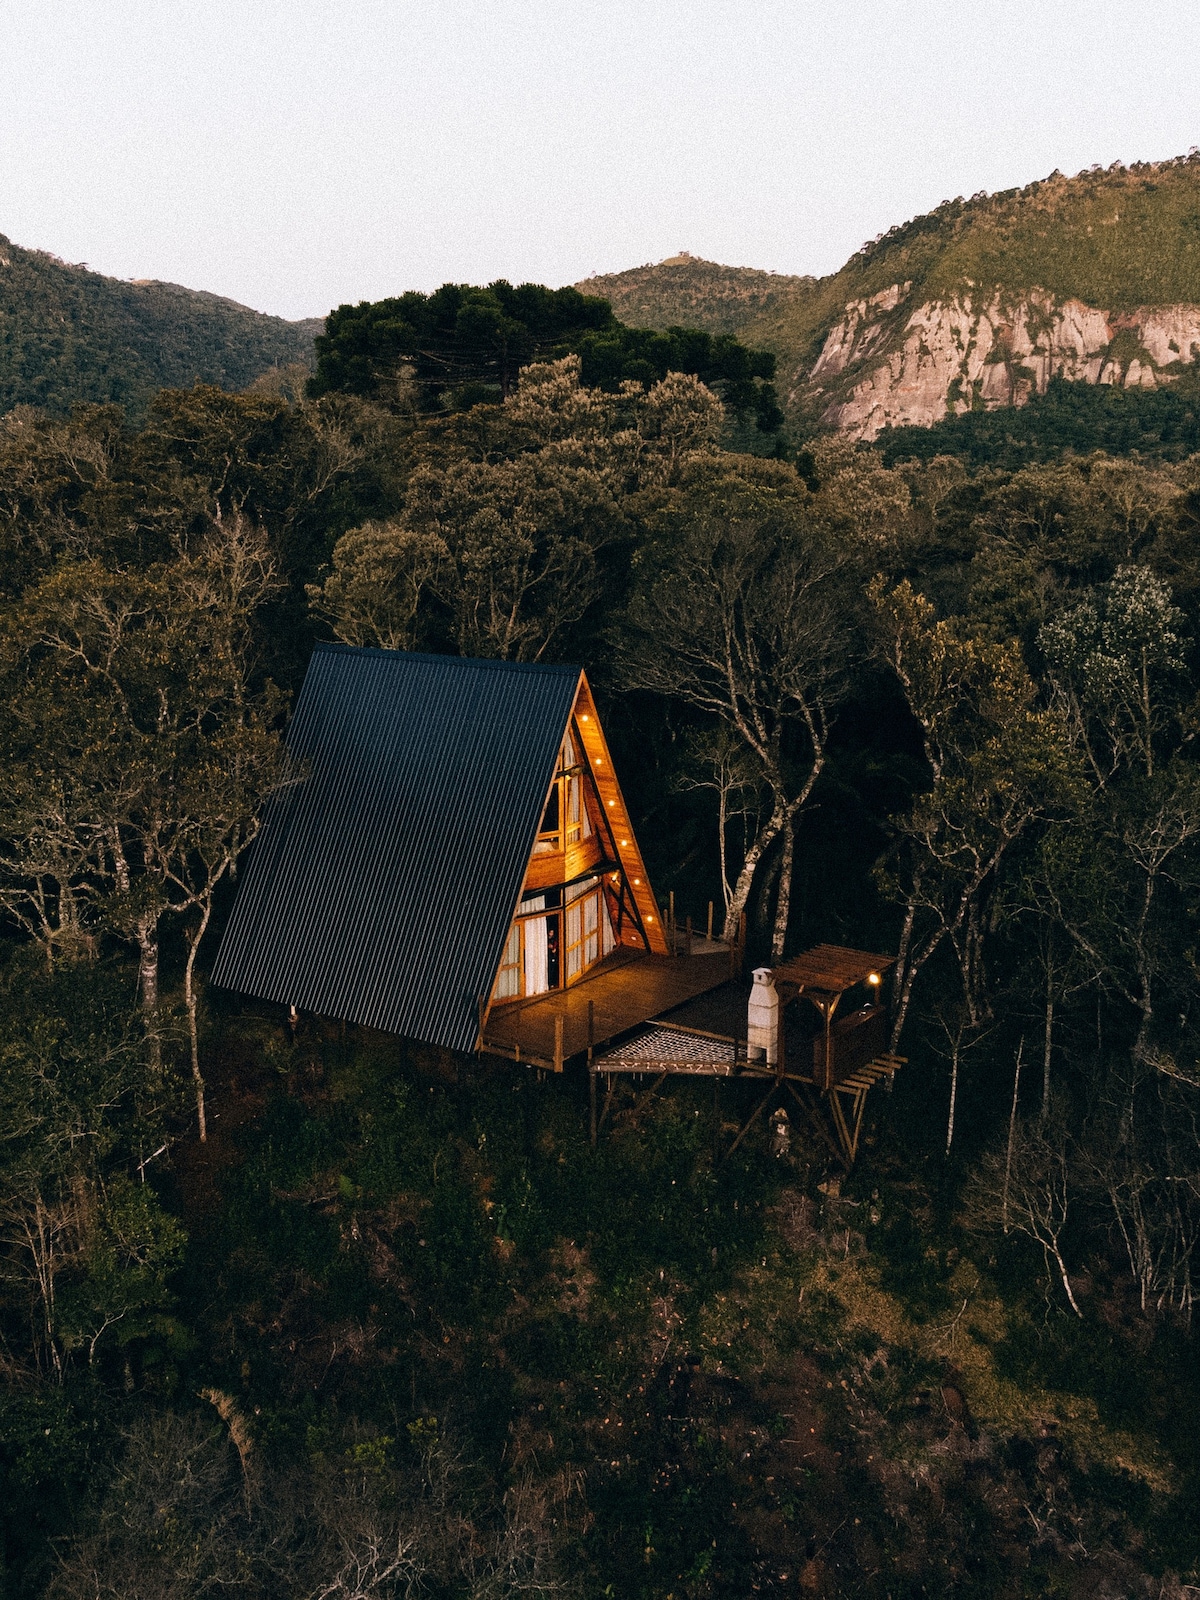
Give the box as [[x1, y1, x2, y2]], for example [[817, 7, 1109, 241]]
[[590, 943, 905, 1166]]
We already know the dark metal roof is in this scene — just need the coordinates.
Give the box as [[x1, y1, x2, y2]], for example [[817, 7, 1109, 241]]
[[211, 643, 581, 1052]]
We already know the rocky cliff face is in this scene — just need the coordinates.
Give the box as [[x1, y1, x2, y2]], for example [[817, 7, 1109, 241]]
[[798, 286, 1200, 440], [581, 159, 1200, 440]]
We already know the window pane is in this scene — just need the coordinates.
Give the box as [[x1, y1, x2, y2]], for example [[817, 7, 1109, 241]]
[[495, 924, 521, 999], [539, 784, 559, 835]]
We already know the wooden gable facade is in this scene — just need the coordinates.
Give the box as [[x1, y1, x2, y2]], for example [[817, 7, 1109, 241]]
[[491, 675, 667, 1009]]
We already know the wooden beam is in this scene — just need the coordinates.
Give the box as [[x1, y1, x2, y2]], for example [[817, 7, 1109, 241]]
[[588, 1000, 597, 1148], [571, 675, 668, 955], [722, 1083, 777, 1164]]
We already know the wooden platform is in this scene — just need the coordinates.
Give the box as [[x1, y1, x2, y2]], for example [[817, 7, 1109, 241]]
[[481, 946, 733, 1069]]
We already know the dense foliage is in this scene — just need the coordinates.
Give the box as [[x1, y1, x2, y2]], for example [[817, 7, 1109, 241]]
[[877, 376, 1200, 468], [3, 354, 1200, 1596], [311, 280, 784, 433], [0, 234, 318, 422]]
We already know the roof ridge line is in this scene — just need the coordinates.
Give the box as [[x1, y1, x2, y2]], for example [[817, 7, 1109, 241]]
[[312, 641, 581, 676]]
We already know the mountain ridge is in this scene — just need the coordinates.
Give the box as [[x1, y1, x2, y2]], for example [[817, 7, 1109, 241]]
[[0, 233, 320, 421], [576, 155, 1200, 438]]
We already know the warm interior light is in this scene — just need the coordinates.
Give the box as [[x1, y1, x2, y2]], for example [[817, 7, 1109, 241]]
[[607, 800, 615, 807], [634, 878, 641, 885], [620, 839, 629, 846], [868, 972, 881, 986], [648, 916, 654, 922], [581, 714, 589, 721]]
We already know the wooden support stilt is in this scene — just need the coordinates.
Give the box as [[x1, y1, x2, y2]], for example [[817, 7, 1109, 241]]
[[685, 915, 693, 957], [669, 890, 676, 955], [784, 1081, 845, 1167], [707, 901, 714, 941], [588, 1000, 597, 1148], [627, 1071, 668, 1123], [722, 1082, 777, 1163], [553, 1014, 564, 1074], [599, 1071, 617, 1133]]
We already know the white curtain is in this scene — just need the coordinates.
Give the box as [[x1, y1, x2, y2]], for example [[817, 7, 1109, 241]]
[[523, 904, 549, 995]]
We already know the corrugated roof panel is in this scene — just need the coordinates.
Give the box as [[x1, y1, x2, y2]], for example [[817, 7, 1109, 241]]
[[211, 644, 582, 1053]]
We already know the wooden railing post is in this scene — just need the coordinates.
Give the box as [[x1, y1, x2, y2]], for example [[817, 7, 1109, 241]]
[[685, 916, 693, 957], [707, 901, 714, 941]]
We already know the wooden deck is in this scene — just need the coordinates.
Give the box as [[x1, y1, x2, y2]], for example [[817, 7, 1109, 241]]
[[481, 946, 733, 1068]]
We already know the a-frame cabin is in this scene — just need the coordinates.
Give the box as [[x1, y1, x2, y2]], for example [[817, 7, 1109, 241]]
[[213, 645, 727, 1061]]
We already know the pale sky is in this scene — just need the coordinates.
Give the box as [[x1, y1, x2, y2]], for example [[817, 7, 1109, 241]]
[[3, 0, 1200, 322]]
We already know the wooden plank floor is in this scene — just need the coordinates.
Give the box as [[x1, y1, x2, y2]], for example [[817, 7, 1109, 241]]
[[482, 948, 733, 1067]]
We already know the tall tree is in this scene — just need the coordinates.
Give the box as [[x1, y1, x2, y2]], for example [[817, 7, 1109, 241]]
[[0, 513, 285, 1134], [872, 579, 1073, 1048], [621, 455, 857, 954]]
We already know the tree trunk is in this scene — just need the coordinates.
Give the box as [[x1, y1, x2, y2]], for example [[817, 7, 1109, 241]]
[[945, 1033, 961, 1155], [770, 811, 795, 962], [1051, 1240, 1083, 1317], [137, 913, 161, 1068], [184, 905, 212, 1142], [1004, 1038, 1024, 1234], [720, 801, 784, 944]]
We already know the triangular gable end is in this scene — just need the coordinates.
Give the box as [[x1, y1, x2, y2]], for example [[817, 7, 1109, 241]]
[[572, 673, 668, 958], [483, 672, 668, 1019]]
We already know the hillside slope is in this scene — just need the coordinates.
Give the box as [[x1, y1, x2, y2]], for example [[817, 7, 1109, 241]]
[[576, 252, 815, 337], [579, 156, 1200, 439], [0, 234, 320, 420]]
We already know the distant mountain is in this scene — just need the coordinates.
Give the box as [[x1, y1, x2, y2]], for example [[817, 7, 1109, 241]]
[[575, 253, 815, 338], [0, 233, 320, 421], [577, 157, 1200, 439]]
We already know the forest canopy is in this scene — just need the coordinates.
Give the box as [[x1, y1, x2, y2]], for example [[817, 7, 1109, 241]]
[[310, 278, 785, 433], [877, 373, 1200, 467], [2, 342, 1200, 1596]]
